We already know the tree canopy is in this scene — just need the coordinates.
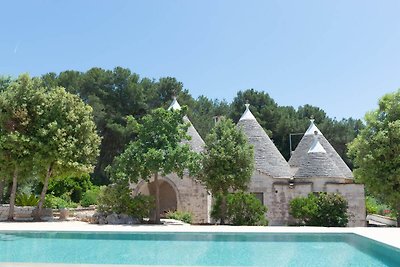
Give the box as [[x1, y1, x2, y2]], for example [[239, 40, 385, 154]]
[[0, 74, 100, 220], [199, 118, 254, 224], [108, 107, 201, 223], [348, 90, 400, 226], [2, 67, 361, 186], [0, 75, 45, 219]]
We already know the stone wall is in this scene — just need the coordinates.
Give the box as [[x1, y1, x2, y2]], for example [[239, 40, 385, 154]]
[[0, 205, 53, 221], [132, 174, 210, 224], [247, 172, 366, 227], [326, 183, 366, 227], [269, 182, 312, 225]]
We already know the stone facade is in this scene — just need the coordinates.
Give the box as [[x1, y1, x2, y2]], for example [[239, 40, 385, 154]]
[[132, 174, 210, 224], [130, 100, 366, 226]]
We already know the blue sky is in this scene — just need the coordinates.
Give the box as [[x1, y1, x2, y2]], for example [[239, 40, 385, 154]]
[[1, 1, 400, 119]]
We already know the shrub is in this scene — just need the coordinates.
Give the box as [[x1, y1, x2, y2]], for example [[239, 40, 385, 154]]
[[212, 192, 268, 226], [289, 193, 318, 225], [37, 174, 92, 203], [166, 210, 193, 224], [226, 192, 267, 226], [365, 196, 379, 214], [15, 193, 39, 206], [44, 194, 78, 209], [289, 193, 348, 227], [81, 186, 101, 207], [97, 183, 154, 221]]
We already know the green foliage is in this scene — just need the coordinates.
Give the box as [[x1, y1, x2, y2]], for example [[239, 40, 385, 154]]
[[0, 74, 47, 219], [289, 193, 318, 224], [107, 107, 201, 223], [226, 192, 267, 226], [201, 118, 254, 194], [365, 196, 395, 218], [289, 193, 348, 227], [166, 210, 193, 224], [201, 118, 254, 224], [37, 175, 93, 203], [40, 68, 362, 185], [15, 193, 39, 206], [81, 186, 101, 207], [212, 192, 267, 226], [44, 194, 78, 209], [97, 183, 154, 221], [348, 89, 400, 225]]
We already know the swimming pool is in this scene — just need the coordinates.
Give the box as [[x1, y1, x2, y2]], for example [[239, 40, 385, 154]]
[[0, 231, 399, 266]]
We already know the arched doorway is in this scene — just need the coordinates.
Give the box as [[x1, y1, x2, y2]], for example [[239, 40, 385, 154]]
[[136, 178, 178, 218]]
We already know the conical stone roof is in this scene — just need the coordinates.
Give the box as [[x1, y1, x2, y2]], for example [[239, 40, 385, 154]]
[[294, 133, 346, 178], [289, 120, 353, 179], [237, 104, 293, 178], [168, 98, 205, 153]]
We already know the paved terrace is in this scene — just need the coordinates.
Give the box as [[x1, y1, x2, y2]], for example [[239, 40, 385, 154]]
[[0, 221, 399, 267]]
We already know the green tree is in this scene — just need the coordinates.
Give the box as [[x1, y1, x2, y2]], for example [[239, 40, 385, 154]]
[[0, 75, 44, 220], [348, 90, 400, 226], [108, 107, 201, 224], [33, 87, 100, 220], [199, 118, 254, 224]]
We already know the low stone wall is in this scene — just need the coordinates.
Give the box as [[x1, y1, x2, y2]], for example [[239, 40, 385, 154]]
[[0, 205, 53, 221]]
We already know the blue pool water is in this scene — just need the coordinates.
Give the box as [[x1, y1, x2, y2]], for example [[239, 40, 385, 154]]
[[0, 232, 399, 266]]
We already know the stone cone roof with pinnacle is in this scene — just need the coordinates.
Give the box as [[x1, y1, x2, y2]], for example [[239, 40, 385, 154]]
[[168, 97, 205, 153], [294, 131, 346, 178], [237, 104, 293, 178], [289, 120, 353, 179]]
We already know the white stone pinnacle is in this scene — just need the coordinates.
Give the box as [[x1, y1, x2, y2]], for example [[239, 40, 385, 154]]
[[239, 103, 257, 121], [168, 97, 181, 111]]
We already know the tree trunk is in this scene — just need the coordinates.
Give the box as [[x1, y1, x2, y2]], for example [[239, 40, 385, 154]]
[[34, 163, 53, 221], [220, 195, 227, 225], [154, 173, 161, 224], [0, 177, 5, 204], [8, 167, 18, 221], [397, 206, 400, 228]]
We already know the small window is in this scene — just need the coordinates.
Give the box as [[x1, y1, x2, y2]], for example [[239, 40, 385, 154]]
[[252, 192, 264, 205]]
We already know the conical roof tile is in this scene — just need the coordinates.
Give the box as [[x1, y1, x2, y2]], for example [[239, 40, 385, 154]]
[[237, 104, 292, 178], [168, 98, 205, 153], [289, 120, 353, 179]]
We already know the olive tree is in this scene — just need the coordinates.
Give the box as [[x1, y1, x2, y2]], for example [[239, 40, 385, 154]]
[[108, 107, 201, 224]]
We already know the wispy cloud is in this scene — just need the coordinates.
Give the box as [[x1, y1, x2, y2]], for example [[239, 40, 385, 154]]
[[14, 42, 20, 54]]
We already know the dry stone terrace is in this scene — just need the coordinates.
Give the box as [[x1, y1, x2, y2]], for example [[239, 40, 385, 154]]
[[130, 98, 366, 226]]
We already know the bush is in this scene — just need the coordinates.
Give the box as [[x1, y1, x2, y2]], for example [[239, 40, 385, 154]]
[[44, 194, 78, 209], [97, 183, 154, 221], [37, 174, 93, 203], [81, 186, 101, 207], [166, 210, 193, 224], [15, 193, 39, 206], [365, 196, 379, 214], [289, 193, 348, 227], [212, 192, 268, 226], [289, 193, 318, 225], [226, 192, 267, 226]]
